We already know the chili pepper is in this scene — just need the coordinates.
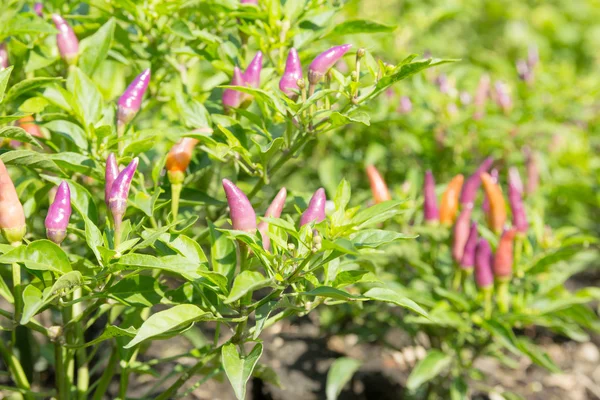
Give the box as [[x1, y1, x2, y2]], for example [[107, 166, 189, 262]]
[[397, 96, 412, 114], [45, 181, 71, 245], [222, 179, 257, 232], [452, 205, 472, 263], [117, 69, 151, 127], [0, 42, 8, 69], [279, 48, 303, 99], [493, 228, 516, 280], [423, 170, 438, 222], [258, 188, 287, 250], [105, 153, 119, 208], [108, 158, 138, 250], [240, 0, 258, 4], [482, 168, 498, 216], [508, 167, 523, 195], [460, 222, 479, 269], [223, 67, 244, 113], [243, 51, 263, 89], [308, 44, 352, 85], [474, 238, 493, 289], [17, 116, 43, 139], [51, 14, 79, 65], [494, 81, 512, 114], [34, 3, 43, 17], [0, 160, 26, 245], [516, 60, 532, 84], [366, 165, 391, 204], [300, 188, 326, 227], [460, 157, 493, 205], [439, 174, 464, 225], [508, 179, 528, 234], [473, 74, 490, 120], [524, 147, 539, 195], [481, 172, 506, 234]]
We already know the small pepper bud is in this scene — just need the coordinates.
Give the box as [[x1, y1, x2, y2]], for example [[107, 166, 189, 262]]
[[308, 44, 352, 85], [460, 157, 493, 205], [17, 115, 43, 139], [452, 206, 472, 263], [481, 172, 506, 234], [460, 222, 478, 269], [397, 96, 412, 114], [366, 165, 392, 204], [493, 228, 517, 281], [51, 14, 79, 65], [258, 188, 287, 250], [508, 179, 528, 234], [473, 74, 490, 120], [105, 153, 119, 208], [300, 188, 326, 227], [423, 170, 438, 223], [474, 238, 493, 289], [45, 181, 72, 245], [108, 157, 139, 224], [0, 42, 8, 69], [0, 160, 26, 245], [279, 48, 303, 99], [222, 179, 257, 232], [439, 174, 464, 225], [34, 3, 43, 17], [243, 51, 263, 89], [223, 67, 244, 113], [117, 69, 151, 126]]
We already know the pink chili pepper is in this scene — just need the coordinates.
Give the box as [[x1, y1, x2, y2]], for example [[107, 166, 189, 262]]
[[243, 51, 263, 89], [300, 188, 326, 226], [308, 44, 352, 85], [105, 153, 119, 208], [279, 48, 303, 99], [223, 67, 244, 113], [493, 228, 517, 280], [45, 181, 71, 245], [108, 158, 138, 224], [460, 157, 494, 206], [118, 69, 151, 126], [34, 3, 43, 17], [460, 222, 478, 270], [0, 160, 26, 245], [222, 179, 257, 232], [452, 206, 472, 263], [0, 43, 8, 70], [52, 14, 79, 64], [474, 238, 493, 289], [258, 188, 287, 250]]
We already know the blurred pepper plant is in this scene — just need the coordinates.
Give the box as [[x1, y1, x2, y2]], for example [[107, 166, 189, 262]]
[[0, 0, 454, 399]]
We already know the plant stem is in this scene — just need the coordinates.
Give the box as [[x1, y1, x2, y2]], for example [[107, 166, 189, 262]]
[[155, 350, 219, 400], [171, 182, 183, 223], [72, 288, 89, 400], [12, 262, 22, 324], [117, 122, 125, 156], [91, 346, 119, 400], [496, 280, 510, 313], [0, 338, 33, 400], [55, 341, 66, 400]]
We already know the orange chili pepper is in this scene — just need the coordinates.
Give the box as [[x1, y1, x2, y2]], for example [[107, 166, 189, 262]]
[[166, 138, 199, 175], [17, 115, 43, 138], [493, 228, 516, 280], [439, 174, 464, 225], [366, 165, 391, 203], [481, 172, 506, 234]]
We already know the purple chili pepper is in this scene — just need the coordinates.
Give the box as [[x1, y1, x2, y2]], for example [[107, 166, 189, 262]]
[[222, 179, 257, 232], [223, 67, 244, 113], [474, 238, 493, 289], [423, 170, 438, 222], [117, 69, 151, 126], [34, 3, 43, 17], [108, 158, 139, 223], [460, 157, 494, 205], [279, 48, 303, 99], [243, 51, 263, 89], [398, 96, 412, 114], [308, 44, 352, 85], [300, 188, 326, 226], [45, 181, 72, 245], [508, 167, 524, 195], [482, 168, 498, 215], [508, 181, 528, 234], [52, 14, 79, 65], [258, 187, 287, 250], [105, 153, 119, 207], [0, 43, 8, 70], [240, 0, 258, 4], [460, 222, 479, 269]]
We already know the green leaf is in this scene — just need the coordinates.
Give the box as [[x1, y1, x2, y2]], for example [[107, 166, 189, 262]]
[[351, 200, 403, 227], [0, 126, 42, 148], [4, 77, 62, 103], [326, 357, 362, 400], [406, 350, 452, 390], [108, 275, 166, 307], [222, 342, 263, 400], [363, 287, 428, 318], [0, 66, 14, 103], [329, 111, 370, 128], [325, 20, 396, 37], [116, 254, 203, 281], [21, 271, 83, 324], [0, 112, 32, 124], [302, 286, 362, 301], [0, 150, 62, 174], [225, 271, 272, 304], [175, 92, 211, 129], [44, 120, 88, 149], [124, 304, 210, 348], [21, 285, 44, 325], [209, 221, 236, 282], [158, 233, 208, 263], [0, 240, 71, 275], [78, 18, 115, 75], [67, 67, 103, 127], [350, 229, 416, 248], [76, 325, 136, 349]]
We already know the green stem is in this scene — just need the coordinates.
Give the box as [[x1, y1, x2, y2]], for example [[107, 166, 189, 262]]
[[12, 262, 22, 325], [72, 288, 88, 400], [155, 351, 220, 400], [62, 305, 74, 399], [114, 217, 122, 252], [496, 280, 510, 313], [117, 123, 126, 156], [483, 287, 493, 320], [91, 346, 119, 400], [55, 341, 66, 400], [0, 338, 33, 400], [171, 182, 183, 223]]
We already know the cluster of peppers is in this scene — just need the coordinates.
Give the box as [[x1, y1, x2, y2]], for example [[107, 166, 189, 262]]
[[367, 157, 539, 317]]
